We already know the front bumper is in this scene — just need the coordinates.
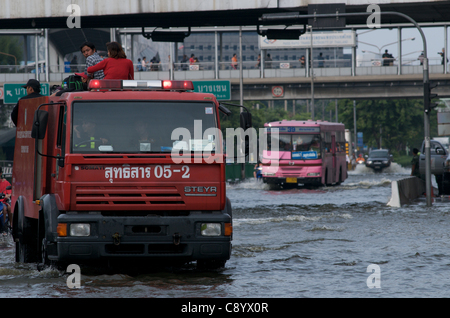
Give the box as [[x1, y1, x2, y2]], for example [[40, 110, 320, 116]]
[[51, 212, 231, 263], [262, 176, 322, 185], [366, 162, 390, 169]]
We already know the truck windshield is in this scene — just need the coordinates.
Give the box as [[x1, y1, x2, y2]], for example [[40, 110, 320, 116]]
[[71, 101, 219, 154], [267, 134, 322, 159]]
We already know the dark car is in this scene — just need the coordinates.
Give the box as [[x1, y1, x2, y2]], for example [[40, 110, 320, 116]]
[[365, 149, 392, 171]]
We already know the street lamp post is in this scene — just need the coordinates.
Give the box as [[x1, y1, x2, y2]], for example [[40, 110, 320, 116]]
[[310, 25, 315, 120]]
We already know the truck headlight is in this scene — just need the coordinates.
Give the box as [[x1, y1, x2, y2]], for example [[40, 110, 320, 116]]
[[201, 223, 221, 236], [367, 160, 372, 164], [307, 172, 320, 176], [382, 160, 388, 164], [70, 223, 91, 237]]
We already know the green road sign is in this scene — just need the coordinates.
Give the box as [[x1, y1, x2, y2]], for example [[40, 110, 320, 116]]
[[192, 80, 230, 100], [3, 83, 50, 104]]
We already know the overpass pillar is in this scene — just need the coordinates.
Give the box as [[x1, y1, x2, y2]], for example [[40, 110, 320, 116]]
[[215, 30, 219, 79], [445, 26, 448, 74], [398, 27, 402, 75], [306, 48, 310, 77], [351, 36, 356, 76]]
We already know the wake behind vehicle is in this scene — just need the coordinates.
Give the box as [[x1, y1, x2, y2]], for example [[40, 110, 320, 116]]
[[11, 79, 251, 269], [261, 119, 347, 187], [365, 149, 392, 171]]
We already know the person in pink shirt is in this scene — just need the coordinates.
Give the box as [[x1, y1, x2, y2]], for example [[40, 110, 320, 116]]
[[87, 42, 134, 80]]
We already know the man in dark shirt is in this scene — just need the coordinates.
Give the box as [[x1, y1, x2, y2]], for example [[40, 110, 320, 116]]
[[411, 148, 420, 177], [382, 49, 391, 66], [11, 79, 43, 126]]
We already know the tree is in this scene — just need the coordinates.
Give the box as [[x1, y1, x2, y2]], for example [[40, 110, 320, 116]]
[[337, 98, 431, 154], [0, 35, 23, 72]]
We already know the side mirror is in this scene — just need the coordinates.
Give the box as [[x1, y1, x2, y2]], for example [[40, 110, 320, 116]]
[[437, 148, 445, 154], [219, 104, 232, 116], [31, 110, 49, 139], [240, 111, 252, 130], [57, 157, 65, 168]]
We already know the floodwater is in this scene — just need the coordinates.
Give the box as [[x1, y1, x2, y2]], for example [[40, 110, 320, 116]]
[[1, 162, 450, 298]]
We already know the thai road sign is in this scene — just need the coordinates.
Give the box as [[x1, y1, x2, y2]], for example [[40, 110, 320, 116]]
[[3, 83, 49, 104]]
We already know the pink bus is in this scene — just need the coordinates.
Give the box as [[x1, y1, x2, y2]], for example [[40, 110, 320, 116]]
[[261, 120, 347, 187]]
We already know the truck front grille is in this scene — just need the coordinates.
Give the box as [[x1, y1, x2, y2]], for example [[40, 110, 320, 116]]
[[74, 185, 185, 208]]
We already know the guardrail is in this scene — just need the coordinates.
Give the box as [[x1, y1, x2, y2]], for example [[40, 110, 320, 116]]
[[0, 58, 448, 83]]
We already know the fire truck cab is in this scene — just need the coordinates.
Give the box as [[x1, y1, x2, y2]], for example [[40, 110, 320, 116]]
[[11, 79, 248, 269]]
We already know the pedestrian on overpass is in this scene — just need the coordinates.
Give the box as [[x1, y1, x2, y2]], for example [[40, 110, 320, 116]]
[[231, 53, 238, 69], [299, 55, 305, 68], [318, 52, 324, 68], [438, 48, 448, 65], [382, 49, 391, 66], [265, 53, 272, 69], [10, 79, 43, 126], [255, 54, 261, 69]]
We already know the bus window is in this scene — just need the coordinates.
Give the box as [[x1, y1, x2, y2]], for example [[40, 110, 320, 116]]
[[279, 135, 291, 151], [267, 133, 321, 158]]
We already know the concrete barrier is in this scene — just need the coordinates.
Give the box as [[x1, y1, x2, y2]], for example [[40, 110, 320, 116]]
[[387, 177, 437, 207]]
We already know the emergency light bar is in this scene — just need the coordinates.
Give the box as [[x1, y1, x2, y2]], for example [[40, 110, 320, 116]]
[[88, 79, 194, 91]]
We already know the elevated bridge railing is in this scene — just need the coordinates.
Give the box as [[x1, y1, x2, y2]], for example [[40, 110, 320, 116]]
[[0, 59, 447, 84]]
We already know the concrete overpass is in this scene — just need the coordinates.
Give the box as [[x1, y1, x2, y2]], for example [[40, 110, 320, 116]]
[[1, 0, 450, 28], [2, 65, 449, 100], [1, 0, 450, 101], [229, 74, 450, 100]]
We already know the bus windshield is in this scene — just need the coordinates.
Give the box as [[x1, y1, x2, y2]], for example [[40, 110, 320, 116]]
[[71, 101, 219, 154], [267, 134, 322, 159]]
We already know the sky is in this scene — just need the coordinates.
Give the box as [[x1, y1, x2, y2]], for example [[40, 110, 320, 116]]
[[354, 26, 447, 66]]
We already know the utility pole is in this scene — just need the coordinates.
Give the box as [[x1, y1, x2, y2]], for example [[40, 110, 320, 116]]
[[310, 25, 315, 120]]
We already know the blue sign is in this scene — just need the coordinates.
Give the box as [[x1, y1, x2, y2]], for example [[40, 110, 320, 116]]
[[292, 151, 318, 159], [266, 127, 320, 133]]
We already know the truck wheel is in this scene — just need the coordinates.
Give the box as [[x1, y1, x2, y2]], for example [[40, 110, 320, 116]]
[[14, 201, 38, 263], [15, 234, 37, 263], [37, 213, 51, 271]]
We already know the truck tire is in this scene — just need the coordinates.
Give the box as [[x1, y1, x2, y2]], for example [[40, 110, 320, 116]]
[[14, 199, 38, 263], [37, 211, 51, 271]]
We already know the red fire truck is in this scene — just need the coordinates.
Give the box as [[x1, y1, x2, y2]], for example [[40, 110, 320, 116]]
[[11, 79, 250, 269]]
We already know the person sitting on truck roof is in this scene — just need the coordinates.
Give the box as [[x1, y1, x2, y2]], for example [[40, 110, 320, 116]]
[[74, 117, 109, 149], [80, 41, 105, 80], [11, 79, 44, 126], [87, 41, 134, 80]]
